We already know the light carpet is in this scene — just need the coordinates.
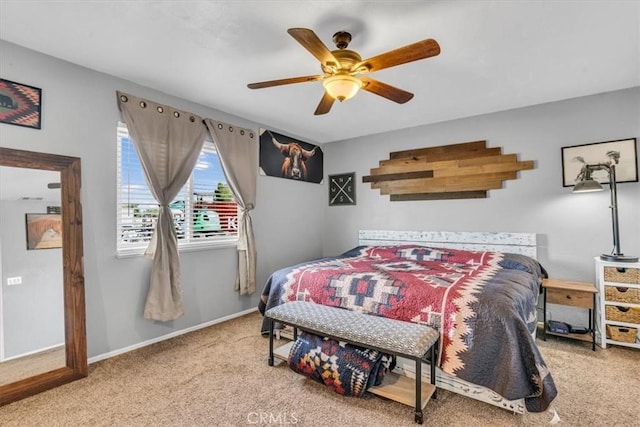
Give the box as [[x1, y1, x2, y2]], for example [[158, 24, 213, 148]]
[[0, 311, 638, 426]]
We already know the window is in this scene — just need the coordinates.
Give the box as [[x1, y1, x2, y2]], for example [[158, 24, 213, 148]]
[[116, 122, 237, 256]]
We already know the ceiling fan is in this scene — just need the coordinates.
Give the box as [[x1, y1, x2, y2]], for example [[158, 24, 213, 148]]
[[247, 28, 441, 115]]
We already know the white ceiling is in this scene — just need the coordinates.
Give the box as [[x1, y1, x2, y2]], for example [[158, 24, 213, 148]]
[[1, 1, 639, 144]]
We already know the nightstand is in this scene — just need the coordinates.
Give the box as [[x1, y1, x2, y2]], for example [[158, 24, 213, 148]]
[[542, 278, 598, 351], [595, 258, 640, 349]]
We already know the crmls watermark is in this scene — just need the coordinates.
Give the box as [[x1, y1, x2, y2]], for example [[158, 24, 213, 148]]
[[246, 411, 299, 425]]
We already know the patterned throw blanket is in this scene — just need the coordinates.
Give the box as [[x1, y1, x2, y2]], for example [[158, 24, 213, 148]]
[[260, 245, 557, 412], [288, 332, 395, 397]]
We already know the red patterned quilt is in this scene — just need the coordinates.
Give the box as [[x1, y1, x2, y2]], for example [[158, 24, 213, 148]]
[[259, 245, 556, 412]]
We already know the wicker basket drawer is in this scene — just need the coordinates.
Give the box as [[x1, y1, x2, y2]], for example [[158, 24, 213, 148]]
[[606, 325, 639, 343], [605, 286, 640, 304], [604, 267, 640, 284], [605, 306, 640, 324]]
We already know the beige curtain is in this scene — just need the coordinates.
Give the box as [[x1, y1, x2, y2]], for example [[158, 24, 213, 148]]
[[204, 119, 258, 295], [117, 91, 206, 321]]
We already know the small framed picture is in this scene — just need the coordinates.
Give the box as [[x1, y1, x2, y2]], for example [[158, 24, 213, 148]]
[[0, 78, 42, 129], [561, 138, 638, 187], [25, 213, 62, 250], [329, 172, 356, 206]]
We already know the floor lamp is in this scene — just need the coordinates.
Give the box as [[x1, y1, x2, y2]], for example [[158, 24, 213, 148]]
[[573, 150, 638, 263]]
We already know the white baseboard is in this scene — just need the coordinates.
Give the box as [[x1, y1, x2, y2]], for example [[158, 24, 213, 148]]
[[88, 307, 258, 364], [1, 342, 65, 363]]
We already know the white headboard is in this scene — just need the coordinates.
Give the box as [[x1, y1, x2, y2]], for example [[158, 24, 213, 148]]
[[358, 230, 537, 259]]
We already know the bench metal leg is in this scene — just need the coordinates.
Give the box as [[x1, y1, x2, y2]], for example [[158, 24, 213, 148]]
[[415, 357, 423, 424], [431, 338, 437, 400], [268, 318, 274, 366]]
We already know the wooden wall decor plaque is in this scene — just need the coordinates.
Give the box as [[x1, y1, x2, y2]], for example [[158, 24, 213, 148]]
[[362, 140, 534, 201]]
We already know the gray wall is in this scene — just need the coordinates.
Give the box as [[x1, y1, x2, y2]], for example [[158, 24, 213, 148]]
[[2, 39, 638, 358], [0, 200, 65, 359], [0, 41, 325, 359], [322, 87, 640, 325]]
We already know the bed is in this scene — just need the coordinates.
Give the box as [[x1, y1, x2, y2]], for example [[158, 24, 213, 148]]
[[259, 230, 557, 414]]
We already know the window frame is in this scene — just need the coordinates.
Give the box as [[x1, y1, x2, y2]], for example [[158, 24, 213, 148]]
[[116, 122, 237, 258]]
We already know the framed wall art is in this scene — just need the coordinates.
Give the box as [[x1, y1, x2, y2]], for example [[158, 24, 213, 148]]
[[259, 128, 323, 183], [561, 138, 638, 187], [0, 78, 42, 129], [329, 172, 356, 206], [25, 213, 62, 250]]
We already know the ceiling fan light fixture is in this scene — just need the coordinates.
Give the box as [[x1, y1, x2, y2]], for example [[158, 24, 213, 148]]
[[322, 74, 362, 102], [247, 28, 440, 114]]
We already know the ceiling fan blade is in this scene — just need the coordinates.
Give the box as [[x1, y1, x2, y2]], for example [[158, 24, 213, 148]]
[[287, 28, 340, 68], [314, 92, 335, 115], [247, 75, 323, 89], [360, 77, 414, 104], [354, 38, 440, 73]]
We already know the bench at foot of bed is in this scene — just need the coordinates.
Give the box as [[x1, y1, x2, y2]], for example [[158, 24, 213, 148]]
[[265, 301, 439, 424]]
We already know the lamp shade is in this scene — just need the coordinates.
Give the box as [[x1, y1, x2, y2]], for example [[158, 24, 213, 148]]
[[573, 179, 603, 193], [322, 74, 363, 102], [572, 161, 638, 262]]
